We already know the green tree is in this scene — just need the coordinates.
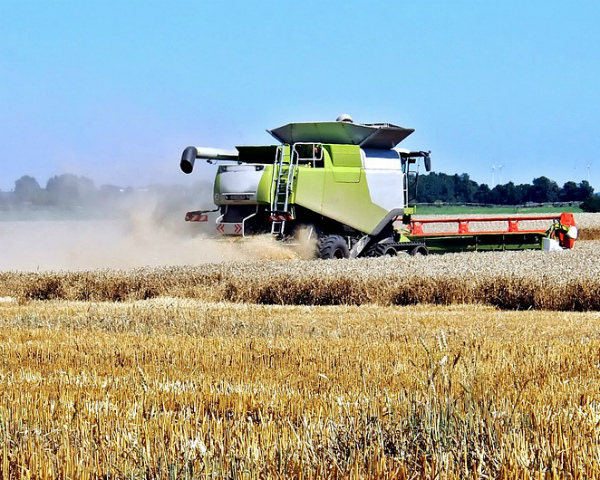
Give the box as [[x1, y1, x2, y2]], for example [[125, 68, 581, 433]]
[[14, 175, 43, 205], [529, 176, 560, 203], [559, 181, 579, 202], [580, 195, 600, 212], [474, 184, 491, 204], [576, 181, 594, 201], [46, 174, 97, 208], [489, 182, 523, 205], [453, 173, 478, 203]]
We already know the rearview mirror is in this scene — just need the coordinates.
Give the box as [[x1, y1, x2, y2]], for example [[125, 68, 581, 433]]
[[424, 155, 431, 172]]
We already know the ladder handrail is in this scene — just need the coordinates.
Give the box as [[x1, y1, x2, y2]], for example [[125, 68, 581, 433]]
[[283, 147, 299, 211], [270, 144, 298, 236], [270, 146, 284, 212], [292, 142, 324, 168], [271, 146, 293, 211]]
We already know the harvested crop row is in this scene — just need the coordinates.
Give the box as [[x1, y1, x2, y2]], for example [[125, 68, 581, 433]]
[[2, 241, 599, 310]]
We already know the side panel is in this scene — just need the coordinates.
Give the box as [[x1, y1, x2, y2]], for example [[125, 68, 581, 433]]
[[361, 148, 405, 211], [315, 145, 391, 234], [329, 144, 362, 182], [293, 166, 325, 214], [256, 165, 274, 204]]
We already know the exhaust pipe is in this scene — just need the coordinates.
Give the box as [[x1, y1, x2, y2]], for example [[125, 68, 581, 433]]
[[180, 147, 239, 174]]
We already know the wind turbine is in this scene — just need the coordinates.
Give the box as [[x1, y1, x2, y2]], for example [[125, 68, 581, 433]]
[[491, 164, 496, 188], [498, 164, 504, 185], [587, 163, 592, 184]]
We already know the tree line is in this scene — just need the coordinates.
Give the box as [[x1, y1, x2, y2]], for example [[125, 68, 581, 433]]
[[415, 172, 595, 206], [0, 174, 133, 210], [0, 174, 214, 216]]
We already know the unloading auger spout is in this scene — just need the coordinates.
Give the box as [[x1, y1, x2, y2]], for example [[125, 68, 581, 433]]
[[180, 147, 239, 174]]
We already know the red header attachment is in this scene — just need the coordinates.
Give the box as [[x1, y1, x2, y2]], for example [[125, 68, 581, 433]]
[[408, 213, 578, 249]]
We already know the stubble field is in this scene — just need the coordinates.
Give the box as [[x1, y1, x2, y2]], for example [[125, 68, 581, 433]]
[[1, 212, 600, 478], [2, 300, 600, 478]]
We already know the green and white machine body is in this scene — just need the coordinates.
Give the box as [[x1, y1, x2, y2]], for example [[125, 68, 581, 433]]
[[180, 116, 431, 258]]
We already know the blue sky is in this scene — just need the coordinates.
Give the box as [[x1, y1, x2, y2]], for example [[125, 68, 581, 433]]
[[1, 0, 599, 191]]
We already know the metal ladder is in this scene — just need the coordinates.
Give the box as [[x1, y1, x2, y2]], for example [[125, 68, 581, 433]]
[[270, 145, 297, 236]]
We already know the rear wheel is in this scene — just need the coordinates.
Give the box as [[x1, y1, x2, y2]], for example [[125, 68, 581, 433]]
[[318, 235, 350, 259], [366, 243, 398, 257], [409, 245, 428, 256], [380, 246, 397, 257]]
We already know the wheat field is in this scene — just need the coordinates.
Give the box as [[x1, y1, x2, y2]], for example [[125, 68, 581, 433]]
[[575, 212, 600, 239], [2, 214, 600, 478], [2, 299, 600, 478], [2, 240, 600, 310]]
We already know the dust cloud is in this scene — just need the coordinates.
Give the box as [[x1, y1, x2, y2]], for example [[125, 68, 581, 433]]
[[0, 193, 314, 272]]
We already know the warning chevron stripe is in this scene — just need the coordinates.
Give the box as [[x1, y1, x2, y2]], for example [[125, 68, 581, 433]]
[[185, 211, 209, 222], [186, 213, 208, 222], [269, 213, 293, 222], [215, 223, 243, 235]]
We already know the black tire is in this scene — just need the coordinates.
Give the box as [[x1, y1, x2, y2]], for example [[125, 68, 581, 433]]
[[380, 246, 397, 257], [366, 243, 397, 257], [409, 245, 428, 256], [318, 235, 350, 259]]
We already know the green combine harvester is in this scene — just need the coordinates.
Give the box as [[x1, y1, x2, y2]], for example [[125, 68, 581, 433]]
[[180, 115, 578, 258]]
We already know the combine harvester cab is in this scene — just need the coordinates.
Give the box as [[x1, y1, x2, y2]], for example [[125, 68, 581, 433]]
[[179, 115, 577, 258]]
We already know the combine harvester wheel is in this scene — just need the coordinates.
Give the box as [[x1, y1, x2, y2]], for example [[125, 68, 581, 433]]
[[318, 235, 350, 259]]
